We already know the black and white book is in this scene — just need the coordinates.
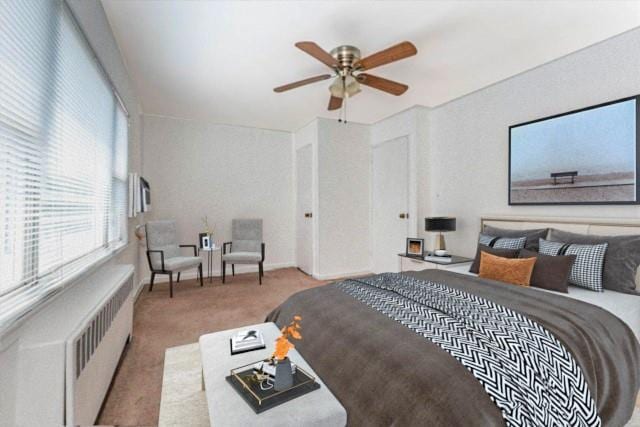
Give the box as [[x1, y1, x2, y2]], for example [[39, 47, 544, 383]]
[[230, 329, 265, 355]]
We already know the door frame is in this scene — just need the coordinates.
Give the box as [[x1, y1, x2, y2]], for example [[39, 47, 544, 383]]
[[369, 133, 418, 273]]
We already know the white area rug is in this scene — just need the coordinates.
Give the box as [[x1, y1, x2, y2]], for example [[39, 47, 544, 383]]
[[159, 343, 640, 426], [159, 343, 209, 427]]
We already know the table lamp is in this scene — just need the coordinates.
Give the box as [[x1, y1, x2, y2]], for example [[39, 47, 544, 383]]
[[425, 217, 457, 251]]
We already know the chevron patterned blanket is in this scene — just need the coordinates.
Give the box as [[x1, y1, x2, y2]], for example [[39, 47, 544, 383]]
[[338, 273, 599, 427], [267, 269, 640, 426]]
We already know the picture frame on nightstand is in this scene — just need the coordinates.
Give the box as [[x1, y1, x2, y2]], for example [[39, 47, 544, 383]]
[[406, 238, 424, 258]]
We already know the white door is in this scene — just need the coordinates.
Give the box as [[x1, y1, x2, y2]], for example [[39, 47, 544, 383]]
[[296, 144, 313, 274], [372, 137, 409, 273]]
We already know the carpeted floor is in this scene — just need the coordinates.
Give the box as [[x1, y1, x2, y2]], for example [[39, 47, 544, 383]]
[[97, 267, 326, 427]]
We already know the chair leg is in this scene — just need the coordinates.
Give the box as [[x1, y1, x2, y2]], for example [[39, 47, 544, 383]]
[[232, 264, 235, 276], [149, 272, 155, 292], [259, 262, 263, 285], [169, 272, 174, 298], [222, 261, 226, 283], [199, 264, 204, 287], [177, 272, 181, 283]]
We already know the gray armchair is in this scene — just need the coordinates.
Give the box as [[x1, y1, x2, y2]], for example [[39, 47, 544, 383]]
[[145, 220, 203, 297], [222, 219, 265, 284]]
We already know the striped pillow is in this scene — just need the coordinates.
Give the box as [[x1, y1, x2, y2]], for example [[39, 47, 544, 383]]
[[539, 238, 608, 292]]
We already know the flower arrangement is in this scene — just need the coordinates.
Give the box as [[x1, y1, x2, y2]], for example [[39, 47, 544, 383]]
[[201, 216, 215, 235], [272, 315, 302, 361]]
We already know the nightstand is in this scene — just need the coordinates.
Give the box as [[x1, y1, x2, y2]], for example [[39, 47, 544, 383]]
[[398, 253, 473, 275]]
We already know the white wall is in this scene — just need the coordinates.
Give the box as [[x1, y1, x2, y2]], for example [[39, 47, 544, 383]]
[[316, 118, 371, 278], [141, 115, 295, 279], [423, 28, 640, 257]]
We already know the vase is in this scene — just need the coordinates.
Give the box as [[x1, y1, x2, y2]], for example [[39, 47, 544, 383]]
[[274, 357, 293, 391]]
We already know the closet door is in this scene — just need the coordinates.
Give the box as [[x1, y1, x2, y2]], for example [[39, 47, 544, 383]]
[[296, 144, 314, 274], [372, 136, 410, 273]]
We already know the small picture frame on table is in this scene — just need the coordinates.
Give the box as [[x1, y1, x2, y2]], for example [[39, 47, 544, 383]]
[[199, 233, 211, 250], [406, 238, 424, 258]]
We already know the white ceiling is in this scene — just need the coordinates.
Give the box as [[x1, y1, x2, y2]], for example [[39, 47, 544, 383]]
[[102, 1, 640, 131]]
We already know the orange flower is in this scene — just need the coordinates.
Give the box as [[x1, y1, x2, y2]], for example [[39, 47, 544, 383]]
[[272, 315, 303, 361]]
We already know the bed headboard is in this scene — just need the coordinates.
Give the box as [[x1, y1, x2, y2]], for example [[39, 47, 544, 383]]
[[480, 215, 640, 237]]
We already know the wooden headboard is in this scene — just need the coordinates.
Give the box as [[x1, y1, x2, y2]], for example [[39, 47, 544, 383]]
[[480, 215, 640, 237]]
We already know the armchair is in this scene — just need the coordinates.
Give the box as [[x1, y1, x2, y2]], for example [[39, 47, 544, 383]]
[[145, 220, 203, 297], [222, 219, 265, 284]]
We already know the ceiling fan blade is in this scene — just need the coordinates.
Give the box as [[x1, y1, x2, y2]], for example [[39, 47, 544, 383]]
[[274, 74, 332, 93], [357, 73, 408, 96], [295, 41, 337, 68], [355, 41, 417, 71], [328, 95, 342, 111]]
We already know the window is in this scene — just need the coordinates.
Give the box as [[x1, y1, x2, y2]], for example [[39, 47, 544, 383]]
[[0, 0, 128, 330]]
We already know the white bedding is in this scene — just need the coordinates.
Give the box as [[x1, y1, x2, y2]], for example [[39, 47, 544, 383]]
[[542, 285, 640, 342]]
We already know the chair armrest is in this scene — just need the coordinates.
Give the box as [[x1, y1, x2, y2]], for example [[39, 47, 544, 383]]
[[223, 242, 232, 254], [146, 249, 165, 271], [261, 243, 265, 262], [180, 244, 198, 256]]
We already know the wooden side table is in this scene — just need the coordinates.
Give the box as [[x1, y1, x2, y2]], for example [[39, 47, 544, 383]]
[[398, 253, 473, 275]]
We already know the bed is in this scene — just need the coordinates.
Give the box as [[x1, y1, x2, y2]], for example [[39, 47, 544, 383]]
[[267, 216, 640, 427]]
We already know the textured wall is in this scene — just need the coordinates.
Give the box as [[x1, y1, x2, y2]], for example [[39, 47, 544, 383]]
[[141, 115, 295, 279], [424, 28, 640, 257], [317, 118, 371, 277]]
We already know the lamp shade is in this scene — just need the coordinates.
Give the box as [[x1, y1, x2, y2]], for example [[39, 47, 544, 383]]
[[425, 217, 456, 232]]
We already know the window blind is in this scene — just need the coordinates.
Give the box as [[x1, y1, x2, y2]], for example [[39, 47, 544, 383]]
[[0, 0, 128, 331]]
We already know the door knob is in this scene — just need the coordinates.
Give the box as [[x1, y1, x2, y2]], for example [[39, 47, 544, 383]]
[[304, 212, 313, 218]]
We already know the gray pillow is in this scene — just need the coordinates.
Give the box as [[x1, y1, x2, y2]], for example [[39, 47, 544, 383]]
[[483, 225, 548, 251], [548, 229, 640, 295]]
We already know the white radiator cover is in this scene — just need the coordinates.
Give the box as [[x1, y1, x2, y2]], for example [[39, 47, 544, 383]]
[[4, 264, 134, 426]]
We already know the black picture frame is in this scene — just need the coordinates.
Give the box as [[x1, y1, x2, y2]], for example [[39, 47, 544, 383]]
[[508, 94, 640, 206], [406, 238, 424, 258], [199, 233, 210, 249]]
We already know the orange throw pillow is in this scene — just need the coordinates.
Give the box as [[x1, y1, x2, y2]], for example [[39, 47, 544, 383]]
[[478, 251, 536, 287]]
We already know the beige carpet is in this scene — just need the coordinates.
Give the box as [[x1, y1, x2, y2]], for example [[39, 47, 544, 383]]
[[97, 268, 326, 427]]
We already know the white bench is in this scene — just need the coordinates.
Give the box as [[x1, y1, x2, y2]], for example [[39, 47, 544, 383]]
[[199, 322, 346, 426]]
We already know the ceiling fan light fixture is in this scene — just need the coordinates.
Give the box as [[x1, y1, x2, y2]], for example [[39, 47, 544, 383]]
[[329, 75, 360, 98]]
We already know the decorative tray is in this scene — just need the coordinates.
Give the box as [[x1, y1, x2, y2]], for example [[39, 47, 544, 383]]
[[225, 360, 320, 413]]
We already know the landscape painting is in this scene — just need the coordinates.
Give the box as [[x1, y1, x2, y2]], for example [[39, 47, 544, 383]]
[[509, 96, 638, 205]]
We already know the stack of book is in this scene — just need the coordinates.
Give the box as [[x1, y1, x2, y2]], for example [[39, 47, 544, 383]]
[[230, 329, 265, 355], [424, 253, 452, 263]]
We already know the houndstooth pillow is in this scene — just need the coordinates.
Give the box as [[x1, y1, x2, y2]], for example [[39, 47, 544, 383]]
[[479, 233, 526, 250], [539, 238, 608, 292]]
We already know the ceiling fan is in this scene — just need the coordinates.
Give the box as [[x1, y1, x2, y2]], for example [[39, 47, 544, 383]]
[[274, 41, 417, 123]]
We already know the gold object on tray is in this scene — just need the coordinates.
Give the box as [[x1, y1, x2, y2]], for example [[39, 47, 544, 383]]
[[229, 359, 317, 406]]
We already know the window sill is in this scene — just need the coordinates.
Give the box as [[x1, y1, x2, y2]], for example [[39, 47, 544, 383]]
[[0, 239, 132, 340]]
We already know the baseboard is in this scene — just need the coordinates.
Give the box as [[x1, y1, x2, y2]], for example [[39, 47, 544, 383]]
[[313, 270, 372, 281], [141, 262, 295, 285], [134, 279, 146, 301]]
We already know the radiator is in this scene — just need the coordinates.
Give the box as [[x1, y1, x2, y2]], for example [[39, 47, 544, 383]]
[[66, 275, 133, 425], [5, 264, 134, 427]]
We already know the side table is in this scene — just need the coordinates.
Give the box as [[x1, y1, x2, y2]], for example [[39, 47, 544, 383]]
[[200, 245, 221, 283]]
